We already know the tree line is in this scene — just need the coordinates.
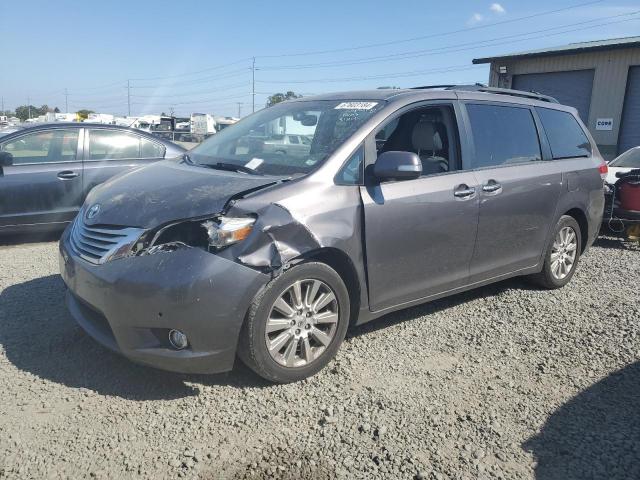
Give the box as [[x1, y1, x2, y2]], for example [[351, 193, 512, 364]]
[[1, 105, 94, 121]]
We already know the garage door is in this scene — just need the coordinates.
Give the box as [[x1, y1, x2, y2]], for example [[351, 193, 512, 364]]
[[618, 66, 640, 154], [512, 70, 594, 122]]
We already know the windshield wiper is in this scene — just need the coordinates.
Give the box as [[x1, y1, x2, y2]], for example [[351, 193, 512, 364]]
[[202, 162, 262, 176]]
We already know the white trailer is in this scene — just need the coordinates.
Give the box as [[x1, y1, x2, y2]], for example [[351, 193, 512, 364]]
[[190, 113, 217, 136]]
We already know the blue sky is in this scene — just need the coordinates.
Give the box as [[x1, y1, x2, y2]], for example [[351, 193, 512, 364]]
[[1, 0, 639, 117]]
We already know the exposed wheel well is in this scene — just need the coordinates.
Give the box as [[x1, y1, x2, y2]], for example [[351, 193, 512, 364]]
[[301, 248, 361, 326], [564, 208, 589, 253]]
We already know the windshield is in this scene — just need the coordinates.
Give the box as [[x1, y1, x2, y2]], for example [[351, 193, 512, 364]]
[[188, 100, 385, 176], [610, 147, 640, 168]]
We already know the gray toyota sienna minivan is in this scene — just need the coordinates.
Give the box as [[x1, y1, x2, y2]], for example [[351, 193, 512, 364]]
[[59, 86, 605, 383]]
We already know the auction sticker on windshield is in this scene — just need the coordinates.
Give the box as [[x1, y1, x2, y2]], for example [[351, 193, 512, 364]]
[[245, 158, 264, 169], [335, 102, 378, 110]]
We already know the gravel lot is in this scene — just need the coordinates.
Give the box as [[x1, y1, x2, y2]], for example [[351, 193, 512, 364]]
[[0, 235, 638, 479]]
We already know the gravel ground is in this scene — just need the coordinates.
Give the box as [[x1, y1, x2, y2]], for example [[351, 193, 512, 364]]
[[0, 236, 638, 479]]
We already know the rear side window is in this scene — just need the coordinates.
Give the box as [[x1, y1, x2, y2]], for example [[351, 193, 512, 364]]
[[466, 104, 541, 168], [536, 107, 591, 159], [140, 138, 165, 158], [89, 130, 139, 160]]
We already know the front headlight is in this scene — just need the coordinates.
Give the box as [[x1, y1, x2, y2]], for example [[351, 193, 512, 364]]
[[202, 216, 255, 249], [141, 215, 256, 255]]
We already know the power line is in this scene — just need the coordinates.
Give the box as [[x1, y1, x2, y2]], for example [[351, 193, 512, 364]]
[[252, 56, 256, 113], [258, 10, 640, 71], [128, 58, 251, 81], [130, 68, 249, 89], [257, 65, 485, 85], [131, 81, 249, 98], [132, 92, 253, 106], [256, 0, 606, 58]]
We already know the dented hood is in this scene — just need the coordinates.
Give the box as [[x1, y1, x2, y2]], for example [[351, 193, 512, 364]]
[[84, 160, 281, 229]]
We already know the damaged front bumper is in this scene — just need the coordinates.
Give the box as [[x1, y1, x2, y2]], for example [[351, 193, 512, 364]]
[[59, 226, 270, 374]]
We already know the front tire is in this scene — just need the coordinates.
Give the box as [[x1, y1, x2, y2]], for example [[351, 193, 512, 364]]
[[531, 215, 581, 289], [238, 262, 350, 383]]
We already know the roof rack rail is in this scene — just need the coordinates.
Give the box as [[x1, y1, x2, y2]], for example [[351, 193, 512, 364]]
[[411, 83, 559, 103], [450, 85, 559, 103], [411, 84, 459, 90]]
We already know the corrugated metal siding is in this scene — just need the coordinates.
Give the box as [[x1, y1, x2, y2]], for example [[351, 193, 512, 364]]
[[618, 66, 640, 154], [512, 70, 594, 121], [487, 47, 640, 153]]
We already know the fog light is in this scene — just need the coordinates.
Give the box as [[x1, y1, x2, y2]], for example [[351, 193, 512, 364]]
[[168, 329, 188, 350]]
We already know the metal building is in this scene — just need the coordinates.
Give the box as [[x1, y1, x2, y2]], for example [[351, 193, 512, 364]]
[[473, 36, 640, 160]]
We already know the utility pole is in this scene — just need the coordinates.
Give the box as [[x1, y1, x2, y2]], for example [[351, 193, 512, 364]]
[[64, 88, 68, 113], [27, 96, 31, 119], [127, 80, 131, 117], [1, 96, 4, 113], [251, 57, 256, 113], [237, 102, 242, 118]]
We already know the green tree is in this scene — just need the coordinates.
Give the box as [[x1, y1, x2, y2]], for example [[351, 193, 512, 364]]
[[15, 105, 37, 121], [76, 109, 94, 120], [266, 91, 301, 107], [54, 107, 60, 113]]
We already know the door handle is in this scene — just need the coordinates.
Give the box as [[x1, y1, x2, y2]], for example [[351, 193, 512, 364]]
[[453, 185, 476, 198], [57, 170, 79, 180], [482, 180, 502, 193]]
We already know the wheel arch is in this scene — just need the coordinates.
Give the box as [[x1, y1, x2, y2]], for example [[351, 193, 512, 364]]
[[563, 207, 589, 253]]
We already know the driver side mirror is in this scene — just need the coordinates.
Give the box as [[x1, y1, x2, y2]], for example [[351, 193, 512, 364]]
[[373, 151, 422, 180], [0, 151, 13, 167]]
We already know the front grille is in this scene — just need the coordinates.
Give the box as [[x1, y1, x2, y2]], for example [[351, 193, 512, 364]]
[[69, 216, 144, 264]]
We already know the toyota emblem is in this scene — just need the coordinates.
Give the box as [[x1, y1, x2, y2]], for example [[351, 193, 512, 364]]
[[86, 204, 101, 220]]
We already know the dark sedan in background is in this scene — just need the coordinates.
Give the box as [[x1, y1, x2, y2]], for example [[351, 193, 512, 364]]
[[0, 123, 185, 234]]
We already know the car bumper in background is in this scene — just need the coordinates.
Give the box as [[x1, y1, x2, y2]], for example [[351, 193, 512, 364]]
[[59, 227, 269, 374]]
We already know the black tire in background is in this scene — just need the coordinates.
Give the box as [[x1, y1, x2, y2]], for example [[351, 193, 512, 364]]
[[238, 262, 350, 383], [531, 215, 582, 289]]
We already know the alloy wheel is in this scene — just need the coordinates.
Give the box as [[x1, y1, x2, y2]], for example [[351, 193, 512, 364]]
[[550, 226, 578, 280], [264, 279, 339, 368]]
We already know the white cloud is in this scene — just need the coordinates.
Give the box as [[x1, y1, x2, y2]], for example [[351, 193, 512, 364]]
[[467, 13, 485, 25], [490, 3, 506, 14]]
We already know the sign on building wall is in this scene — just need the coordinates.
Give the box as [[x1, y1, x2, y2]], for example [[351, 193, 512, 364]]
[[595, 118, 613, 131]]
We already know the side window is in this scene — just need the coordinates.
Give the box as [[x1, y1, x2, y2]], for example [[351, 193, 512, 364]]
[[466, 104, 541, 168], [289, 135, 300, 144], [336, 145, 364, 185], [1, 129, 79, 164], [536, 107, 592, 159], [140, 137, 165, 158], [373, 105, 459, 176], [88, 130, 140, 160]]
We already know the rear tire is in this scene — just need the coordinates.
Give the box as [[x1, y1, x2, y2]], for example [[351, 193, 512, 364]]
[[238, 262, 350, 383], [531, 215, 581, 289]]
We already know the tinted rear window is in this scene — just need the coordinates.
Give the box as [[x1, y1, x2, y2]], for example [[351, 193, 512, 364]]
[[466, 104, 541, 168], [536, 107, 591, 159]]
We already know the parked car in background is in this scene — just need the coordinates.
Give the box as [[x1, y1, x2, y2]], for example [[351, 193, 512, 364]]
[[262, 133, 312, 157], [0, 123, 185, 234], [605, 146, 640, 185], [59, 86, 604, 383]]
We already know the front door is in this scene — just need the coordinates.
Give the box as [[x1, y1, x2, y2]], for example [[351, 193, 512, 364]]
[[361, 103, 480, 312], [0, 128, 83, 229], [462, 102, 562, 282]]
